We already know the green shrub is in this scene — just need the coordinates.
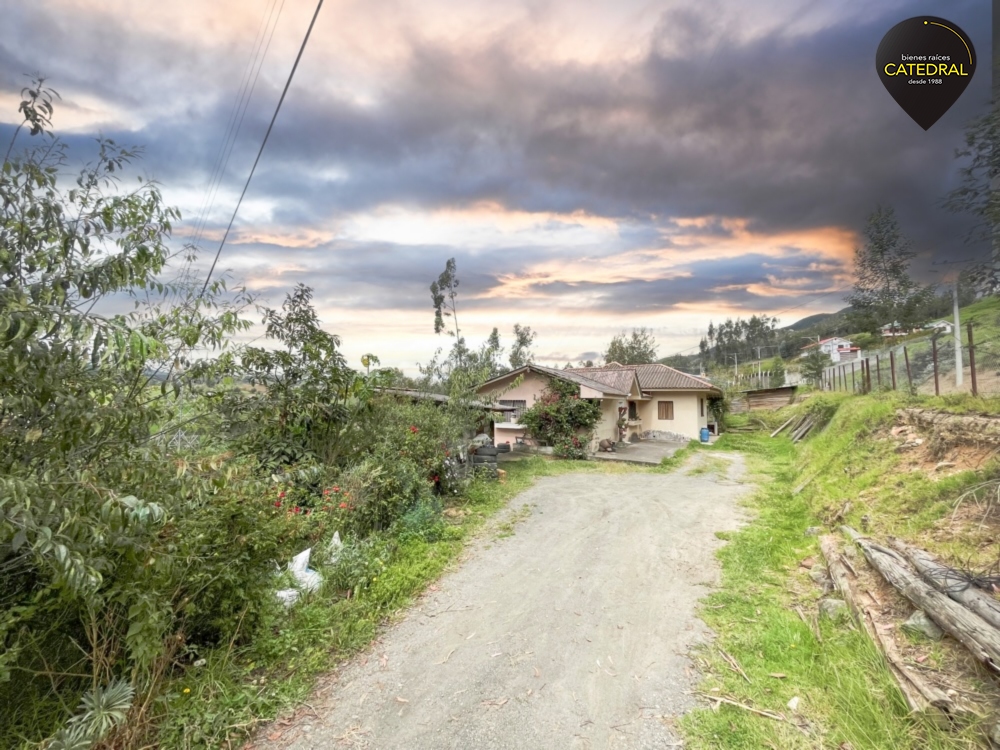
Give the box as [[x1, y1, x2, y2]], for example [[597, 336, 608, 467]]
[[521, 379, 601, 457]]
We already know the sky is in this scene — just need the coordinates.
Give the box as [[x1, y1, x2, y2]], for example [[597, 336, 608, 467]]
[[0, 0, 992, 372]]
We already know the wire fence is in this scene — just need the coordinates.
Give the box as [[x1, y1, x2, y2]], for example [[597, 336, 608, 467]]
[[821, 323, 1000, 397]]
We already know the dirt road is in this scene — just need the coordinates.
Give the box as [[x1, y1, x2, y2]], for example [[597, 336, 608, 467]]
[[255, 454, 749, 750]]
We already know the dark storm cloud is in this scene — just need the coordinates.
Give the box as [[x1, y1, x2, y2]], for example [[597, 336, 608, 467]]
[[0, 0, 990, 328]]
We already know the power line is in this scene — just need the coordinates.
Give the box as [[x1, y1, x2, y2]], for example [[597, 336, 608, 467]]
[[188, 0, 287, 252], [183, 0, 279, 249], [200, 0, 326, 297]]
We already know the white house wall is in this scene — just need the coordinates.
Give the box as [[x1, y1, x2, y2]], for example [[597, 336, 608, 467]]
[[592, 397, 622, 451], [635, 391, 709, 440]]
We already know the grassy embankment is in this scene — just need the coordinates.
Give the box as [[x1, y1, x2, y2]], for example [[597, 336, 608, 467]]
[[151, 456, 638, 749], [679, 392, 999, 749]]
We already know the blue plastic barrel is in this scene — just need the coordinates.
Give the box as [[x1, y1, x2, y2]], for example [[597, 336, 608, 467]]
[[699, 427, 710, 443]]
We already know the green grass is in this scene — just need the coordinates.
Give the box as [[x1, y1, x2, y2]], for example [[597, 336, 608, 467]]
[[680, 397, 991, 749], [657, 440, 705, 470], [686, 455, 732, 477]]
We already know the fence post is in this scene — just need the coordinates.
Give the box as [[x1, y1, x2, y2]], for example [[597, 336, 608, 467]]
[[889, 350, 897, 390], [968, 322, 978, 397], [866, 358, 872, 393], [851, 362, 856, 392], [931, 337, 940, 396], [876, 354, 881, 389], [903, 346, 912, 390]]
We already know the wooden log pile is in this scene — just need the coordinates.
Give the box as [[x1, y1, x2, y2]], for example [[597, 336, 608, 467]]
[[817, 536, 953, 716], [770, 412, 822, 443], [841, 526, 1000, 676]]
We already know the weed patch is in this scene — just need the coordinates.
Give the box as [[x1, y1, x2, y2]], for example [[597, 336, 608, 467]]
[[681, 401, 990, 749]]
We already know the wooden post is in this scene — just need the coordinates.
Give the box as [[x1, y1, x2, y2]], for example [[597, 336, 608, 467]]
[[889, 350, 897, 390], [968, 322, 978, 397], [876, 354, 881, 389], [851, 362, 856, 392], [903, 346, 912, 390], [932, 337, 940, 396]]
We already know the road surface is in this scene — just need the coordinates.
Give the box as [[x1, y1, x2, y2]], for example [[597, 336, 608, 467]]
[[255, 454, 749, 750]]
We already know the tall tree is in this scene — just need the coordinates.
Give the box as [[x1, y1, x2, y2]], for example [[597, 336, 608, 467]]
[[430, 258, 466, 366], [846, 206, 931, 336], [603, 327, 658, 365], [944, 102, 1000, 295], [508, 323, 536, 369]]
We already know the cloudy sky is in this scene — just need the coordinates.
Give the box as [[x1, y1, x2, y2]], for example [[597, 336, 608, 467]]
[[1, 0, 991, 371]]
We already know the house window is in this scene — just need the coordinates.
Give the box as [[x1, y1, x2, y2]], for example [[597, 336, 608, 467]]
[[700, 398, 705, 417], [498, 399, 527, 423], [657, 401, 674, 420], [628, 401, 638, 420]]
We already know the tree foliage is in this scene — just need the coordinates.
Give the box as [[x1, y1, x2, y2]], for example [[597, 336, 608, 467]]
[[698, 315, 780, 366], [508, 323, 536, 369], [846, 206, 932, 336], [603, 327, 657, 364], [944, 102, 1000, 295], [800, 347, 832, 386], [520, 378, 601, 459]]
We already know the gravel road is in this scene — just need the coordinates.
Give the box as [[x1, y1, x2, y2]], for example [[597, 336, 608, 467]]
[[255, 454, 749, 750]]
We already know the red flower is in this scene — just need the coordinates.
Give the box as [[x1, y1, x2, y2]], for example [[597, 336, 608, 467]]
[[432, 475, 440, 482], [409, 425, 419, 433], [274, 501, 282, 508], [278, 491, 286, 499], [339, 502, 348, 509], [332, 486, 340, 493], [323, 489, 331, 495]]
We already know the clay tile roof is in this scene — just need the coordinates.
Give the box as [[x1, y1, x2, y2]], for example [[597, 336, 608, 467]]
[[564, 367, 636, 395], [528, 364, 631, 396], [569, 363, 719, 392]]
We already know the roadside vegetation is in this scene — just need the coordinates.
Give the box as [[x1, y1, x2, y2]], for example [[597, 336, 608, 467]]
[[0, 83, 551, 749], [681, 392, 1000, 748]]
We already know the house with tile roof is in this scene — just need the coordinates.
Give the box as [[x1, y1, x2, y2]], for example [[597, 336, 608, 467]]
[[476, 362, 722, 451]]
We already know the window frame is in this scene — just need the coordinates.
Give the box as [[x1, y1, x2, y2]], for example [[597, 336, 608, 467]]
[[657, 400, 674, 420]]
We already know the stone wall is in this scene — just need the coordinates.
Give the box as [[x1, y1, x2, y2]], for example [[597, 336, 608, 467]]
[[640, 429, 690, 443], [900, 408, 1000, 447]]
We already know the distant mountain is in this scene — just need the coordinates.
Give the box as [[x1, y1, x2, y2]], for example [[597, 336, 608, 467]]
[[783, 307, 851, 332]]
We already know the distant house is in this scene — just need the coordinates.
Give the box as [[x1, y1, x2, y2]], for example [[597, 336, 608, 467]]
[[800, 337, 855, 363], [879, 321, 921, 337], [476, 362, 721, 451], [922, 320, 954, 335]]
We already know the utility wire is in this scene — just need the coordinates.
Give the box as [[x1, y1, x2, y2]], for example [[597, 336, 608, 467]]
[[200, 0, 326, 297], [182, 0, 277, 249], [189, 0, 287, 252]]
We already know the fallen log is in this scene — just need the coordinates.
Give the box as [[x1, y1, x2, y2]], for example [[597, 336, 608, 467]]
[[770, 416, 796, 438], [818, 536, 951, 714], [842, 526, 1000, 675], [888, 538, 1000, 634]]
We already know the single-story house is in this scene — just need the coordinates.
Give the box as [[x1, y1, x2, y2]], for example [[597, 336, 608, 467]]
[[800, 337, 854, 363], [922, 320, 954, 335], [476, 362, 722, 452]]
